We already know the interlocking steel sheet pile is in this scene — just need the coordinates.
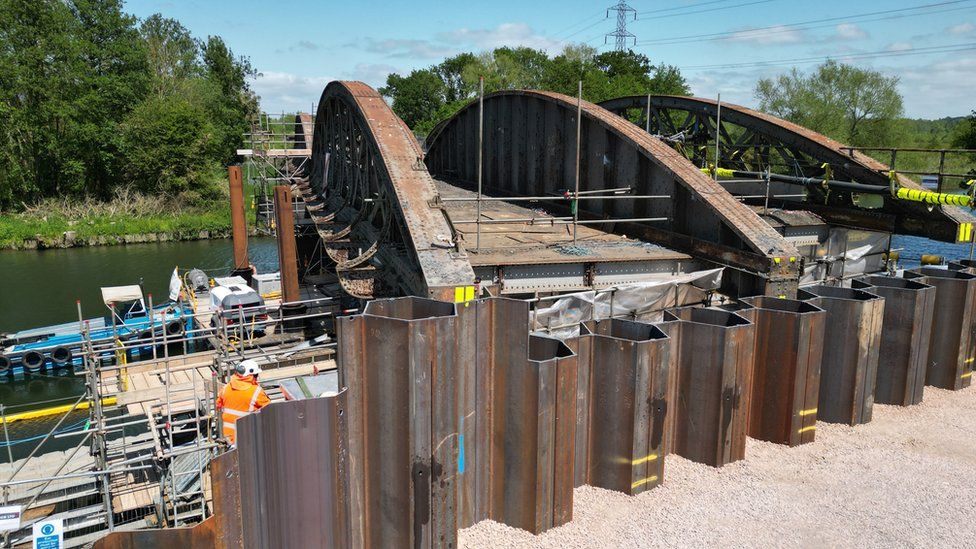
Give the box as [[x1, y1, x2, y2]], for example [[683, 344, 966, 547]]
[[797, 285, 885, 426], [95, 272, 976, 548]]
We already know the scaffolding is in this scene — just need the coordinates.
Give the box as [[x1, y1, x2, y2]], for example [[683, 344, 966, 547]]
[[240, 112, 315, 235], [0, 282, 338, 547]]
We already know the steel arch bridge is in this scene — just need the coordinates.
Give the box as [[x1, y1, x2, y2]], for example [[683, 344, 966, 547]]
[[298, 81, 474, 301], [598, 95, 975, 243]]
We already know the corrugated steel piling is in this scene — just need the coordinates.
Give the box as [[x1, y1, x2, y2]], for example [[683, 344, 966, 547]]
[[742, 296, 826, 446], [852, 276, 935, 405], [338, 297, 460, 548], [236, 393, 350, 548], [576, 319, 671, 495], [798, 286, 884, 425], [904, 267, 976, 390], [663, 307, 755, 467], [490, 332, 577, 534]]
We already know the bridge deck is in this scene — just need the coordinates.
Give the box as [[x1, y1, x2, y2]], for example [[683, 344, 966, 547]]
[[435, 179, 690, 267]]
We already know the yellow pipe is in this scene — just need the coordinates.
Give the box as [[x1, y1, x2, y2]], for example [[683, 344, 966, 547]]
[[1, 397, 118, 424]]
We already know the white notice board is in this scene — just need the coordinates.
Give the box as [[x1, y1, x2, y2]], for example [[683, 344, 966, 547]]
[[0, 505, 21, 531]]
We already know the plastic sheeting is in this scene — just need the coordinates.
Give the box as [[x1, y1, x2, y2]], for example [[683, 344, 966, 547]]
[[532, 268, 724, 338]]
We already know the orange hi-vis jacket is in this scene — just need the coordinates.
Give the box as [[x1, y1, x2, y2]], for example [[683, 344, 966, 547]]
[[217, 373, 270, 445]]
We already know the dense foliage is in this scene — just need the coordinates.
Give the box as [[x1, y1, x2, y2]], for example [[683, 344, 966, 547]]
[[0, 1, 258, 211], [380, 46, 690, 135], [755, 60, 904, 147]]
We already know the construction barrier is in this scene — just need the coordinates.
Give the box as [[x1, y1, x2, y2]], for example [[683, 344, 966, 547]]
[[798, 286, 884, 426], [904, 268, 976, 390], [742, 296, 826, 446], [852, 276, 935, 406], [661, 307, 755, 467]]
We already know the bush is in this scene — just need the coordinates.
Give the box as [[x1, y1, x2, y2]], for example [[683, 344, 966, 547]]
[[120, 90, 217, 195]]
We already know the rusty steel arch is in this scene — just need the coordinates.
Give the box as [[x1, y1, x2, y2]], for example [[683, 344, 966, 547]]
[[599, 95, 975, 243], [425, 89, 800, 296], [299, 81, 474, 300]]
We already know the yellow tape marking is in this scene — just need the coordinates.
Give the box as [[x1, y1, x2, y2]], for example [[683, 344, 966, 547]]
[[798, 425, 816, 434], [961, 372, 973, 379], [965, 358, 974, 364], [798, 408, 818, 416], [631, 475, 659, 489]]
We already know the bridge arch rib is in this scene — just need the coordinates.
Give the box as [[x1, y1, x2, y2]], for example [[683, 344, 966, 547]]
[[599, 95, 975, 243], [300, 81, 474, 300], [425, 89, 800, 296]]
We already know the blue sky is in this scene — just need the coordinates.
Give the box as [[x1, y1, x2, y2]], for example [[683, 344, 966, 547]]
[[124, 0, 976, 119]]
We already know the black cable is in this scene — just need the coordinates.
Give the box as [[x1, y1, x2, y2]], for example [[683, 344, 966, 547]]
[[683, 42, 976, 70], [636, 0, 975, 45]]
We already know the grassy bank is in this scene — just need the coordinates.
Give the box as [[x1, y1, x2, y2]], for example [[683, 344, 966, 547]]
[[0, 188, 238, 250]]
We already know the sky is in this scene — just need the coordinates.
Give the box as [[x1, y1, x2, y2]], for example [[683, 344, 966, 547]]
[[123, 0, 976, 119]]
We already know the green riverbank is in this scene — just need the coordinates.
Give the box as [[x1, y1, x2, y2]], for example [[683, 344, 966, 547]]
[[0, 208, 234, 250]]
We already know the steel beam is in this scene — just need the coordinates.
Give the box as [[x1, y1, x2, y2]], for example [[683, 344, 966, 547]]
[[904, 268, 976, 390], [852, 276, 935, 405], [742, 296, 826, 446], [273, 185, 301, 304], [228, 165, 249, 275], [661, 307, 755, 467], [798, 286, 884, 425]]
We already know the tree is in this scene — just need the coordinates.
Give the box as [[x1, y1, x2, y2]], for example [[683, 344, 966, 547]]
[[202, 35, 260, 164], [0, 0, 147, 205], [0, 1, 260, 211], [120, 89, 216, 196], [435, 53, 477, 103], [380, 45, 691, 134], [952, 111, 976, 149], [140, 14, 200, 96], [755, 60, 903, 146], [379, 70, 447, 130]]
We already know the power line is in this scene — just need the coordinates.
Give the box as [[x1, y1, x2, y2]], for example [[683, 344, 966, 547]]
[[638, 0, 779, 19], [636, 0, 976, 45], [606, 1, 638, 51], [640, 0, 739, 15], [549, 10, 608, 41], [682, 42, 976, 70]]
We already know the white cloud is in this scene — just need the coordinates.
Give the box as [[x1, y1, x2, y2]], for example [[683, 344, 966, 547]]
[[894, 53, 976, 118], [722, 25, 806, 45], [346, 63, 401, 88], [947, 22, 975, 35], [437, 22, 564, 52], [832, 23, 868, 41], [358, 38, 458, 60], [251, 71, 332, 113]]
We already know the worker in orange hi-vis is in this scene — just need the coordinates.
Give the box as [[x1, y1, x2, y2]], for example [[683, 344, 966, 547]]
[[217, 359, 271, 445]]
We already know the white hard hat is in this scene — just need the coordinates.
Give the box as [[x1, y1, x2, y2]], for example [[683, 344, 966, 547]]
[[236, 359, 262, 376]]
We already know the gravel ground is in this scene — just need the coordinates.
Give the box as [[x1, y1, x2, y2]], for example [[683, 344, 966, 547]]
[[459, 385, 976, 548]]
